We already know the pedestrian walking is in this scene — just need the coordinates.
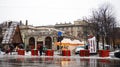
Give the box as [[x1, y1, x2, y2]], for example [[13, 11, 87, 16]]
[[0, 47, 1, 54], [19, 43, 24, 49], [0, 45, 2, 54], [39, 44, 43, 56], [4, 45, 10, 55], [9, 44, 14, 55]]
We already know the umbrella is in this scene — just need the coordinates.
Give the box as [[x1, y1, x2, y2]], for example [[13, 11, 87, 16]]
[[54, 38, 71, 46], [70, 39, 84, 46]]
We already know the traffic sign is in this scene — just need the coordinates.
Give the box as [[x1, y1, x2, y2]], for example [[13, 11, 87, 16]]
[[58, 31, 62, 36]]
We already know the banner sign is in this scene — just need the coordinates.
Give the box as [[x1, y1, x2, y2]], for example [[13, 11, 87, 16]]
[[88, 36, 97, 53]]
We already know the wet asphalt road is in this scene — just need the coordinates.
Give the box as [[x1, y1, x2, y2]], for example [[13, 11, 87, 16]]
[[0, 55, 120, 67]]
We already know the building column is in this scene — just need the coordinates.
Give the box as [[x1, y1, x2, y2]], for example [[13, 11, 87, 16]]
[[35, 37, 37, 50]]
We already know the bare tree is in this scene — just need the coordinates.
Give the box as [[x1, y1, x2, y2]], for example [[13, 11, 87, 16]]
[[0, 25, 3, 43], [90, 4, 117, 50]]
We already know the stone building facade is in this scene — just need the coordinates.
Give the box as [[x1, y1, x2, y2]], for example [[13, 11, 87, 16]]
[[20, 24, 60, 50], [54, 19, 89, 41], [0, 20, 89, 50], [19, 19, 89, 50], [1, 20, 120, 50]]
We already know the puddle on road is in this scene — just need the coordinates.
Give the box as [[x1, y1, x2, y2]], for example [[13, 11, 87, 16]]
[[0, 56, 120, 67]]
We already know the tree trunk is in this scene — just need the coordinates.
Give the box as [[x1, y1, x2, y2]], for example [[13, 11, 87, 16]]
[[102, 35, 105, 50], [96, 34, 99, 51]]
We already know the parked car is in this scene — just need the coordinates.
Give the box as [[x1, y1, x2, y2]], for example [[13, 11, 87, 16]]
[[74, 46, 85, 54], [114, 50, 120, 58]]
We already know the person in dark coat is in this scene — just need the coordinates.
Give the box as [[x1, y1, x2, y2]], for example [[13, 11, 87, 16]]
[[4, 45, 10, 55], [9, 44, 14, 55], [19, 43, 24, 49], [39, 44, 43, 56], [5, 49, 10, 55]]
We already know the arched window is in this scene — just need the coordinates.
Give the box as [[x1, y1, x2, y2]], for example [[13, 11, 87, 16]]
[[45, 37, 52, 49], [29, 37, 35, 46]]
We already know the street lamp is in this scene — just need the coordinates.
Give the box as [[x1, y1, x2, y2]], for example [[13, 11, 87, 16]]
[[57, 31, 63, 54]]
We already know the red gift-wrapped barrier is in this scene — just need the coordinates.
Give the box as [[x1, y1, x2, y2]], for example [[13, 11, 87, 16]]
[[31, 49, 38, 56], [99, 50, 109, 57], [62, 50, 71, 56], [17, 49, 25, 55], [79, 50, 90, 56], [45, 49, 54, 56]]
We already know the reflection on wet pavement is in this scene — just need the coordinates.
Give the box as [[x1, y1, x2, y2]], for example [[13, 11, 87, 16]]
[[0, 56, 120, 67]]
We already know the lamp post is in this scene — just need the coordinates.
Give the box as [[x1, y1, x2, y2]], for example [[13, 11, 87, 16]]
[[58, 36, 63, 54], [57, 31, 63, 54], [83, 25, 87, 46], [35, 37, 37, 50]]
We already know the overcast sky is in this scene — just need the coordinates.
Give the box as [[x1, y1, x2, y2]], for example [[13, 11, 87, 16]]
[[0, 0, 120, 26]]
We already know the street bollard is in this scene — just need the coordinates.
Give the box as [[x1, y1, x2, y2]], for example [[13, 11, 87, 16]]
[[62, 50, 71, 56], [45, 49, 54, 56], [17, 49, 25, 55], [99, 50, 109, 57], [31, 49, 38, 56]]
